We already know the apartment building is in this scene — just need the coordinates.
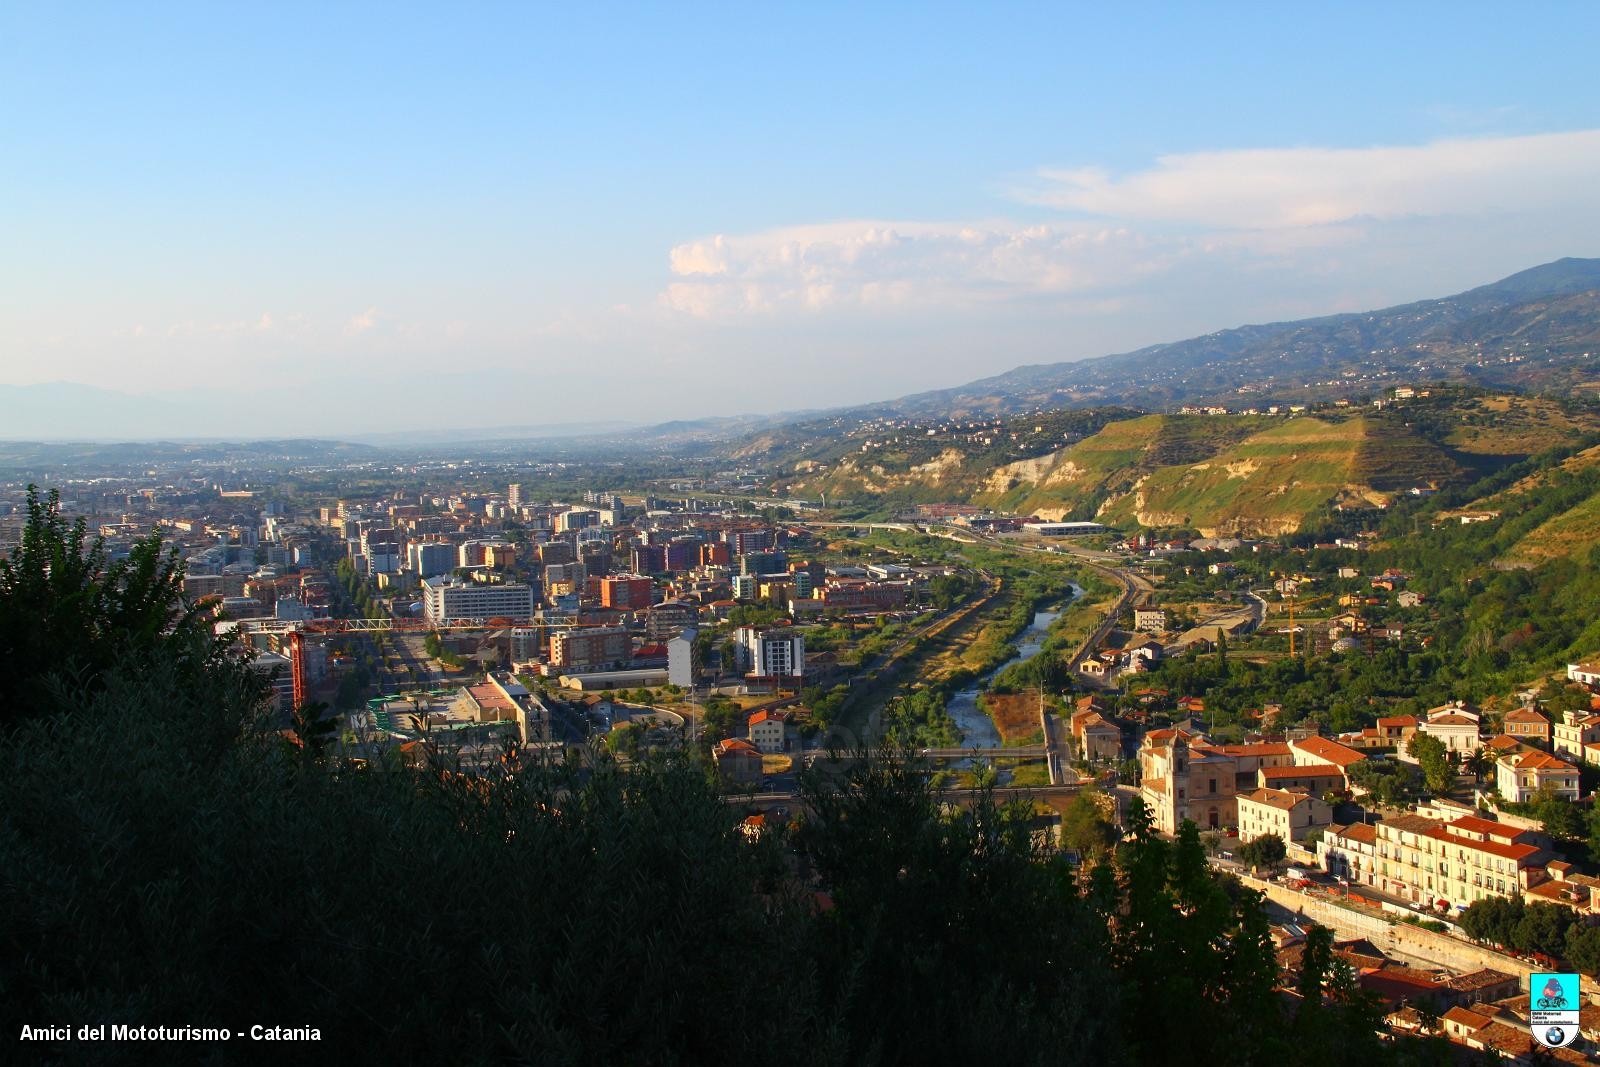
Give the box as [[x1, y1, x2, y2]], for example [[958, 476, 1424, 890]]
[[1319, 812, 1549, 911], [1496, 748, 1580, 802], [421, 576, 536, 625], [1237, 787, 1332, 845], [1553, 710, 1600, 761], [548, 625, 631, 672], [599, 574, 653, 612], [737, 627, 804, 681]]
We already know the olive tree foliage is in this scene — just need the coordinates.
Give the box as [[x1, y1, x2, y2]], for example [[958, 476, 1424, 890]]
[[0, 485, 239, 723]]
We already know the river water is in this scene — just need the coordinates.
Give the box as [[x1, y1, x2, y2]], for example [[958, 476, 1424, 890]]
[[944, 582, 1082, 748]]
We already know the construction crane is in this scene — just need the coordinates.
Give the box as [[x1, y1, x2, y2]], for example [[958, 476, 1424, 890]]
[[230, 614, 590, 708], [1281, 592, 1337, 657]]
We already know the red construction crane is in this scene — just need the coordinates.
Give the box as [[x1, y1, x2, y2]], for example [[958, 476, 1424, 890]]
[[234, 614, 591, 709]]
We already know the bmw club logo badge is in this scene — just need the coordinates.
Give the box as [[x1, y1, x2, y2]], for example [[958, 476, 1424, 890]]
[[1528, 973, 1580, 1049]]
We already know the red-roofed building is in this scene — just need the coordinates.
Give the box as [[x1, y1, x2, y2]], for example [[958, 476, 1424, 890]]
[[1417, 702, 1482, 755], [1212, 741, 1294, 790], [1357, 964, 1442, 1008], [747, 709, 790, 754], [1237, 787, 1332, 844], [1291, 735, 1368, 770], [1501, 705, 1550, 746], [1138, 729, 1237, 834], [1374, 715, 1418, 746], [1071, 709, 1122, 762], [1260, 763, 1346, 792], [1497, 747, 1580, 802], [712, 738, 764, 785], [1319, 809, 1551, 911]]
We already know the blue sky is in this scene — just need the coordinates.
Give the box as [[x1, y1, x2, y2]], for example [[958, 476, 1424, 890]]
[[4, 3, 1600, 436]]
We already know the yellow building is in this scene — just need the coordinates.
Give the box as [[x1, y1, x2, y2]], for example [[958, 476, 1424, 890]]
[[1236, 787, 1332, 844], [1318, 812, 1549, 912]]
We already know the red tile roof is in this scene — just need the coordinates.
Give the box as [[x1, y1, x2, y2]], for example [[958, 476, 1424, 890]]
[[1428, 826, 1541, 863], [1441, 1005, 1491, 1030], [1447, 814, 1525, 841], [1510, 749, 1575, 771], [1292, 736, 1367, 767], [1262, 763, 1344, 780], [1215, 742, 1293, 757], [1241, 787, 1313, 811]]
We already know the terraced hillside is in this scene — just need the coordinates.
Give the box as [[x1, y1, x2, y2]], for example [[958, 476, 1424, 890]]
[[970, 414, 1458, 535], [1458, 443, 1600, 566], [971, 414, 1270, 518], [780, 390, 1600, 536], [1092, 416, 1459, 536]]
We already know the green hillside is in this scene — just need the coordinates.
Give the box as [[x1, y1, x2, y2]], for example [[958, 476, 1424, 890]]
[[970, 414, 1268, 516], [780, 390, 1600, 535], [1085, 416, 1458, 535], [1461, 443, 1600, 565]]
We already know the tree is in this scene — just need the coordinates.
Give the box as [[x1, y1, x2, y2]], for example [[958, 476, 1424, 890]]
[[927, 573, 970, 610], [1513, 901, 1575, 958], [289, 700, 339, 759], [1566, 923, 1600, 977], [1349, 758, 1422, 807], [1530, 787, 1582, 841], [1463, 749, 1496, 783], [1060, 790, 1118, 858], [1238, 833, 1286, 868], [1460, 896, 1523, 948], [700, 699, 737, 743], [605, 721, 644, 759], [0, 485, 246, 725], [1587, 798, 1600, 857], [1408, 733, 1457, 796]]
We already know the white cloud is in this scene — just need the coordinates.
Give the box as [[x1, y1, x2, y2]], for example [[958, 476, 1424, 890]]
[[660, 129, 1600, 318], [1018, 129, 1600, 229], [346, 307, 379, 334], [662, 220, 1184, 317]]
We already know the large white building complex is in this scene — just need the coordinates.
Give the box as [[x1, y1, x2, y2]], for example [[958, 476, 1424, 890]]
[[421, 576, 536, 625]]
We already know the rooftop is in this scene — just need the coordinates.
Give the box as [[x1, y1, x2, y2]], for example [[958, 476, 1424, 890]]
[[1261, 763, 1344, 780], [1241, 787, 1314, 811], [1292, 735, 1367, 767]]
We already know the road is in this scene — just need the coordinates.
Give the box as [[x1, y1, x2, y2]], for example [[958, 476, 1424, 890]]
[[728, 780, 1101, 813], [800, 520, 1154, 769]]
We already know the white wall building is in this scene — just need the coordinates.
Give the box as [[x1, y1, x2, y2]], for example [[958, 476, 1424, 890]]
[[737, 627, 804, 680], [422, 576, 536, 625]]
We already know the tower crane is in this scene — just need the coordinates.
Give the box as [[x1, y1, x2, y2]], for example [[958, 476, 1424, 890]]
[[1280, 591, 1337, 657], [229, 614, 590, 708]]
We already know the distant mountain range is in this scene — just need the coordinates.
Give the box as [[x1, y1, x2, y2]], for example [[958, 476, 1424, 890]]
[[6, 258, 1599, 452], [853, 256, 1600, 419]]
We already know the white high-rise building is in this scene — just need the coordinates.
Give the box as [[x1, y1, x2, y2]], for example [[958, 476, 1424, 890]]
[[736, 627, 804, 680], [422, 576, 536, 625]]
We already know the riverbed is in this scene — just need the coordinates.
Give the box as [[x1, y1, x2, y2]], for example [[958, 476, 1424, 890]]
[[945, 582, 1083, 748]]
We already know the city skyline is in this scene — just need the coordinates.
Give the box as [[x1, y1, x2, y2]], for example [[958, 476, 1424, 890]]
[[5, 3, 1600, 436]]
